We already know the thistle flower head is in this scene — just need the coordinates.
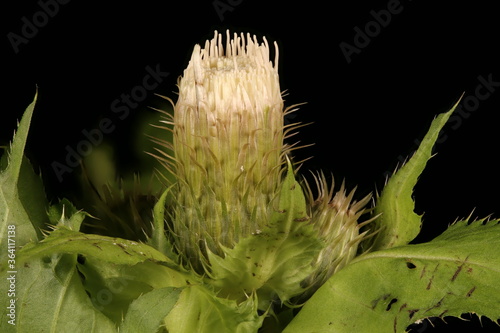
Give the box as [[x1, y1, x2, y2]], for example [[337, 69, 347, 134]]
[[302, 172, 374, 294], [166, 30, 292, 271]]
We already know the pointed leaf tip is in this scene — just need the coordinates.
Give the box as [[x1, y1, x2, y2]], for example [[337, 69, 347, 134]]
[[367, 101, 460, 251], [7, 92, 38, 180]]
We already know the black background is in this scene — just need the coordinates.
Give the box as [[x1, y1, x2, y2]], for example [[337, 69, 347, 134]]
[[2, 1, 499, 331]]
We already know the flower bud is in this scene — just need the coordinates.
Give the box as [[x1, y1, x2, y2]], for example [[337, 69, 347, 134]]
[[169, 30, 289, 271], [302, 172, 374, 294]]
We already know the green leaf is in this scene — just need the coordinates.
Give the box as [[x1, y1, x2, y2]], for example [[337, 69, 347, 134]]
[[0, 93, 76, 332], [0, 254, 116, 333], [77, 257, 193, 324], [368, 101, 460, 250], [48, 198, 88, 231], [208, 161, 322, 308], [0, 92, 49, 260], [119, 287, 182, 333], [15, 225, 195, 324], [164, 285, 263, 333], [271, 159, 311, 234], [284, 219, 500, 333], [15, 226, 175, 267], [147, 185, 179, 262]]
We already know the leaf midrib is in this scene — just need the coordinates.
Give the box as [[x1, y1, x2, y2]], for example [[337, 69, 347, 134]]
[[352, 251, 500, 274]]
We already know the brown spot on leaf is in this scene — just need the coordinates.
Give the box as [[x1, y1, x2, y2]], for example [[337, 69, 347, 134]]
[[451, 256, 470, 282], [116, 243, 127, 250], [438, 310, 449, 318], [451, 264, 463, 282], [426, 263, 440, 289], [420, 265, 427, 279], [408, 309, 419, 319], [466, 286, 476, 297], [425, 296, 444, 313]]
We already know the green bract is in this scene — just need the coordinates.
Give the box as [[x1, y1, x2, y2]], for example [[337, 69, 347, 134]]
[[1, 32, 499, 333]]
